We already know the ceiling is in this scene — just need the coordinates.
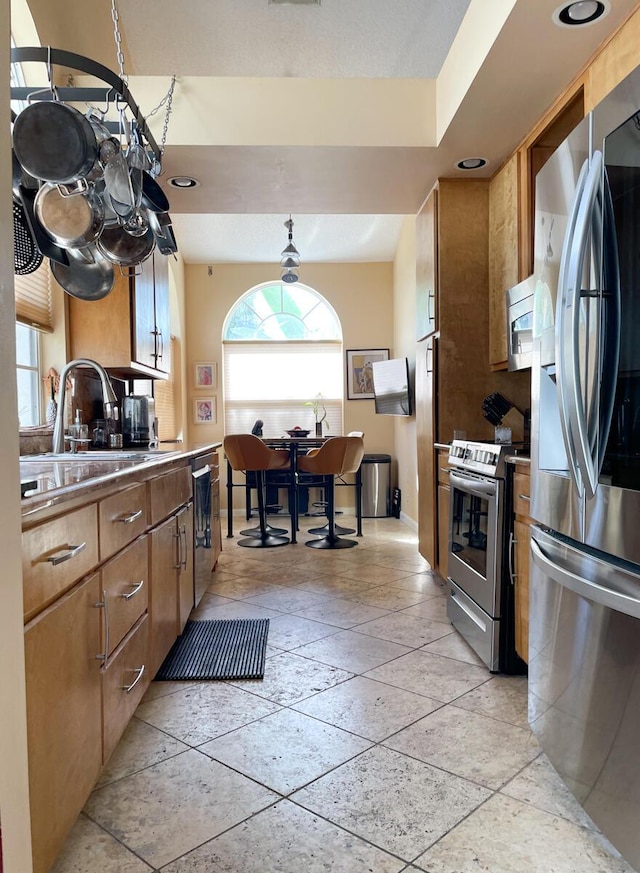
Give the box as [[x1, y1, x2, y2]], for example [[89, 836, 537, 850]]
[[14, 0, 640, 264]]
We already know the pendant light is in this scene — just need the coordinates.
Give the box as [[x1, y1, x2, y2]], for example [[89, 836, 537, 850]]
[[281, 215, 300, 283]]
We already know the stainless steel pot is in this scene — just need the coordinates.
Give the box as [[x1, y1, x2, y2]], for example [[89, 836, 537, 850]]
[[50, 244, 115, 300], [34, 183, 104, 250], [13, 101, 98, 185], [97, 224, 155, 268]]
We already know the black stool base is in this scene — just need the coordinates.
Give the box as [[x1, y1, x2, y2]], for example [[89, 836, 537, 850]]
[[240, 524, 288, 537], [304, 536, 358, 549], [309, 522, 355, 536], [238, 534, 290, 548]]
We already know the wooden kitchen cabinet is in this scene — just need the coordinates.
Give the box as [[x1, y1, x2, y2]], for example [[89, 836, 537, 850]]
[[511, 464, 533, 663], [416, 335, 437, 567], [488, 153, 520, 370], [67, 250, 171, 379], [436, 449, 451, 579], [24, 572, 103, 873], [416, 188, 438, 340]]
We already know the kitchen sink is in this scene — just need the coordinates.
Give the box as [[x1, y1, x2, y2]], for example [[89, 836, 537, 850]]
[[22, 450, 181, 462]]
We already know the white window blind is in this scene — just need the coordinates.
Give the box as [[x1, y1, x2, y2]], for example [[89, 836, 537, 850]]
[[154, 336, 178, 441], [15, 262, 53, 332], [223, 341, 343, 437]]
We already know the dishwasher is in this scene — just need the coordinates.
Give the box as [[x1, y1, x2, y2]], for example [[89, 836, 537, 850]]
[[191, 453, 215, 607]]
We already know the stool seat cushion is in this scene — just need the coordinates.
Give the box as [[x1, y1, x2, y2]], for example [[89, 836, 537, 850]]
[[224, 434, 290, 472], [297, 436, 364, 477]]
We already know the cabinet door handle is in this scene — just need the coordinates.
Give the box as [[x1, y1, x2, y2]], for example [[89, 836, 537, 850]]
[[181, 524, 188, 569], [157, 330, 164, 361], [518, 494, 531, 502], [428, 290, 435, 323], [123, 664, 145, 693], [47, 542, 86, 565], [426, 345, 433, 374], [173, 529, 182, 569], [117, 509, 143, 525], [121, 579, 145, 600], [95, 588, 110, 662]]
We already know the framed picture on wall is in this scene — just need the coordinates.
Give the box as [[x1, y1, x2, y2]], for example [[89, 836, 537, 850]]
[[194, 362, 217, 389], [194, 397, 217, 424], [346, 348, 389, 400]]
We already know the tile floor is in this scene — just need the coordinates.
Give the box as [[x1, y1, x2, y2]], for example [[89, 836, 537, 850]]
[[52, 516, 635, 873]]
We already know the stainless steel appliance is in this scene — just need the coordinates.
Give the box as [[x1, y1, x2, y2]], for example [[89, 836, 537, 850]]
[[122, 395, 156, 448], [529, 64, 640, 870], [191, 453, 217, 607], [446, 439, 520, 672], [506, 275, 535, 371]]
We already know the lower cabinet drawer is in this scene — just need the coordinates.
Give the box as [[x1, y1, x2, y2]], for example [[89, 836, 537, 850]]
[[102, 535, 149, 657], [99, 483, 148, 561], [149, 465, 192, 526], [102, 614, 150, 763], [513, 470, 532, 520], [23, 504, 99, 622]]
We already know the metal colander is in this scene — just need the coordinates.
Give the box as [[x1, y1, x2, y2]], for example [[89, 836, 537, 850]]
[[14, 201, 43, 275]]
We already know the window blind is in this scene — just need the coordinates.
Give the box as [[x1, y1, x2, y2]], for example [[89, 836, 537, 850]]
[[15, 262, 53, 332], [154, 336, 178, 441], [223, 341, 343, 437]]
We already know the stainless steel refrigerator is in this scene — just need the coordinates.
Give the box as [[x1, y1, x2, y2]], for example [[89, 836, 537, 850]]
[[530, 65, 640, 869]]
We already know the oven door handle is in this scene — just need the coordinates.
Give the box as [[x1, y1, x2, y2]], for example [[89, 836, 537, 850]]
[[449, 471, 497, 499]]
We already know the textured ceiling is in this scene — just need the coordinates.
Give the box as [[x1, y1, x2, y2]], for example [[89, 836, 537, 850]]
[[16, 0, 640, 264]]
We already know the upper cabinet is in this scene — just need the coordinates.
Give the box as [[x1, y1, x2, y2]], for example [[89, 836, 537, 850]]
[[488, 154, 520, 370], [68, 251, 171, 380], [416, 188, 438, 340]]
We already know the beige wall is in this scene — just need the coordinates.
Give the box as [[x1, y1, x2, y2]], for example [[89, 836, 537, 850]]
[[183, 261, 395, 511], [392, 216, 418, 529]]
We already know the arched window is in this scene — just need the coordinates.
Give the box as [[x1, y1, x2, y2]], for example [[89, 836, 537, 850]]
[[223, 282, 343, 436]]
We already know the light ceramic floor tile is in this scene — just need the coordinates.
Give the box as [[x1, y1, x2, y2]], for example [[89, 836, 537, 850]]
[[292, 628, 411, 673], [344, 585, 436, 611], [199, 708, 371, 794], [292, 745, 490, 861], [84, 749, 277, 869], [292, 675, 443, 742], [245, 587, 331, 612], [206, 576, 289, 600], [501, 754, 597, 829], [384, 572, 447, 595], [50, 815, 153, 873], [364, 649, 490, 702], [229, 651, 353, 705], [135, 681, 281, 745], [293, 575, 380, 595], [206, 568, 253, 587], [400, 596, 450, 624], [190, 593, 235, 615], [335, 564, 416, 584], [160, 800, 406, 873], [453, 674, 529, 727], [190, 599, 281, 621], [140, 679, 198, 704], [414, 793, 634, 873], [294, 598, 391, 628], [97, 717, 190, 787], [421, 629, 486, 666], [384, 704, 539, 789], [355, 612, 452, 648], [266, 613, 340, 650]]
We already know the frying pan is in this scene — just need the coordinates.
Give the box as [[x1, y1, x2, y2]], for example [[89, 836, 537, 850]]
[[34, 183, 105, 250], [13, 101, 98, 185], [135, 171, 170, 213], [50, 245, 115, 300]]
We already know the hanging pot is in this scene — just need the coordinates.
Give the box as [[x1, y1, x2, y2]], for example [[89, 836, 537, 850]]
[[13, 101, 98, 185], [136, 170, 170, 213], [50, 244, 115, 301], [97, 224, 155, 268], [34, 183, 105, 250]]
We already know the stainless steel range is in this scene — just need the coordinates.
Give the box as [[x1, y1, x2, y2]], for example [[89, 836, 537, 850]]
[[446, 439, 518, 672]]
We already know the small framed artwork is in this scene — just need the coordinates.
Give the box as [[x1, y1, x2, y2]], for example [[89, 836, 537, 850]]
[[346, 348, 389, 400], [194, 397, 217, 424], [195, 362, 217, 389]]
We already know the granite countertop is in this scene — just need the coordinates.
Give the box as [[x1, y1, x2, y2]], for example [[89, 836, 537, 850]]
[[20, 443, 222, 516]]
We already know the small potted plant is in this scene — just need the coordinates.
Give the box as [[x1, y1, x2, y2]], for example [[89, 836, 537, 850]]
[[306, 392, 328, 437]]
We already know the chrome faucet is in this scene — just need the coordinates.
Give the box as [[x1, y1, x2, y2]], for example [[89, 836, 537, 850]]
[[52, 359, 118, 454]]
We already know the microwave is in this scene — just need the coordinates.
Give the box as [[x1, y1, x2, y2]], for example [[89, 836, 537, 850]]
[[506, 276, 535, 371]]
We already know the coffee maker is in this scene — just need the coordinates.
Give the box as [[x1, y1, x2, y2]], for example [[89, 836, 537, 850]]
[[122, 396, 156, 448]]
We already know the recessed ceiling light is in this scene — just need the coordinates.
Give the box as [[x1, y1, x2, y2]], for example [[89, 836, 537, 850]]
[[456, 157, 487, 171], [167, 176, 200, 189], [552, 1, 610, 27]]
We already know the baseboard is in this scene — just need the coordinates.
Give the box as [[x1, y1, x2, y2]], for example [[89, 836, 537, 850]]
[[399, 511, 418, 531]]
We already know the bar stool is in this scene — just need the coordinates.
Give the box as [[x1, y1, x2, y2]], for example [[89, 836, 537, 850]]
[[308, 431, 364, 536], [297, 436, 364, 549], [223, 434, 291, 548]]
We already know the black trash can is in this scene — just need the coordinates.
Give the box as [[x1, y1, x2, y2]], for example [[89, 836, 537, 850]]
[[361, 453, 391, 517]]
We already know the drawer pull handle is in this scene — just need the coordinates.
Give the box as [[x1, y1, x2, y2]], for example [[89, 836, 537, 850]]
[[518, 494, 531, 501], [117, 509, 144, 525], [47, 542, 87, 565], [123, 665, 145, 693], [122, 579, 145, 600]]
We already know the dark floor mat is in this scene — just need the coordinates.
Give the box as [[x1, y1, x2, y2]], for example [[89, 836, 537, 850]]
[[154, 618, 270, 681]]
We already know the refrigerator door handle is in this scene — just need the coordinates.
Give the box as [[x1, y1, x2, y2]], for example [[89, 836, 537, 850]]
[[560, 151, 603, 499], [556, 157, 589, 497], [530, 536, 640, 620]]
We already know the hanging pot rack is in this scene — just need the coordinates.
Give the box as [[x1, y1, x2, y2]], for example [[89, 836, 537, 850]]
[[10, 46, 161, 163]]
